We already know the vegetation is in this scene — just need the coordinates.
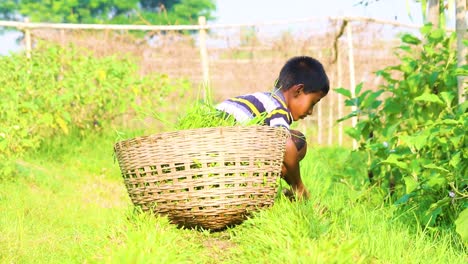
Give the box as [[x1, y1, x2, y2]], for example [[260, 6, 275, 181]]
[[0, 132, 465, 263], [0, 0, 216, 24], [174, 101, 272, 130], [336, 24, 467, 238], [0, 25, 465, 263], [0, 42, 190, 178]]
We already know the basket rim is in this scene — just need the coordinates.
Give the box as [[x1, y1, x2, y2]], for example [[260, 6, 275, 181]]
[[114, 125, 289, 150]]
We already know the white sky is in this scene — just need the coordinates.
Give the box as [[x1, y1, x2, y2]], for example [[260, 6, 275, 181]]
[[213, 0, 424, 24], [0, 0, 432, 55]]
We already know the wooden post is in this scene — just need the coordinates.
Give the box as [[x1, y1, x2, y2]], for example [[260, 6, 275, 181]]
[[317, 51, 323, 145], [456, 0, 467, 103], [428, 0, 440, 27], [317, 96, 323, 145], [24, 18, 31, 59], [337, 46, 343, 146], [328, 69, 334, 146], [60, 29, 65, 46], [198, 16, 210, 102], [346, 22, 358, 149]]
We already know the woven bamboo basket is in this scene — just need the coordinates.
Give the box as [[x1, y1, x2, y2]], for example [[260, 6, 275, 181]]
[[114, 126, 289, 230]]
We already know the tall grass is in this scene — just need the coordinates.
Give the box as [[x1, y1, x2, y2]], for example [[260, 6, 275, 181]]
[[0, 131, 465, 263]]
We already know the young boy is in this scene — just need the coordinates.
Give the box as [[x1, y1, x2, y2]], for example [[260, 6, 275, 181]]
[[216, 56, 329, 200]]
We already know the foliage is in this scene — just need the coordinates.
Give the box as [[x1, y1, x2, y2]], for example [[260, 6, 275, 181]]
[[175, 101, 238, 130], [174, 101, 268, 130], [1, 134, 465, 262], [335, 24, 467, 235], [0, 42, 189, 178], [0, 0, 216, 24]]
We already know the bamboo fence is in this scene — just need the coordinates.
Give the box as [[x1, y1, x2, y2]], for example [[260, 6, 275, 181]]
[[0, 16, 456, 147]]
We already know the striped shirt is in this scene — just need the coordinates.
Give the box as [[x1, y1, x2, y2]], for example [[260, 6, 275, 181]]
[[216, 91, 293, 129]]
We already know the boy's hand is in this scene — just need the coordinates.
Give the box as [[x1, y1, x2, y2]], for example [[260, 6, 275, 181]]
[[296, 186, 310, 200], [282, 184, 310, 201]]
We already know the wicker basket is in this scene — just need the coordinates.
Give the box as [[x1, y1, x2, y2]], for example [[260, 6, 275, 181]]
[[114, 126, 289, 230]]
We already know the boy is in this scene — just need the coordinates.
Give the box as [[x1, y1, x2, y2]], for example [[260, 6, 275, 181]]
[[216, 56, 329, 200]]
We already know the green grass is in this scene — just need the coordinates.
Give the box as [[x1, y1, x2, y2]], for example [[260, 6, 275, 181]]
[[0, 131, 465, 263]]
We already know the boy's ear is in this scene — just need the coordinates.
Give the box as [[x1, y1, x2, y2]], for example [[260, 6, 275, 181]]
[[292, 84, 305, 96]]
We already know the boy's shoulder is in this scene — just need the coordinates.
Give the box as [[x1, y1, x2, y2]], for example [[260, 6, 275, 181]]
[[240, 91, 284, 104], [234, 91, 271, 97]]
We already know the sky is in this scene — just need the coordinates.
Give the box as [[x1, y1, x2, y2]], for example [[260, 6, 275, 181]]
[[0, 0, 432, 55], [213, 0, 424, 25]]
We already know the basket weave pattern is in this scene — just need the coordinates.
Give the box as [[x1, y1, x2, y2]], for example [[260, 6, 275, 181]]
[[114, 126, 289, 230]]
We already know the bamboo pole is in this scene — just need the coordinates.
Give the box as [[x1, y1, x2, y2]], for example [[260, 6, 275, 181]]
[[456, 0, 467, 103], [317, 98, 323, 145], [346, 22, 358, 149], [0, 16, 455, 32], [24, 18, 31, 59], [337, 45, 343, 146], [317, 51, 323, 145], [198, 16, 210, 102], [328, 69, 334, 145], [60, 29, 65, 46], [428, 0, 440, 27]]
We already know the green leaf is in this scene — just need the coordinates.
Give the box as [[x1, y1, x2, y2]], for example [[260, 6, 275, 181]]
[[413, 133, 429, 150], [426, 174, 447, 189], [423, 164, 449, 172], [429, 29, 445, 42], [382, 123, 399, 138], [414, 93, 444, 105], [355, 82, 364, 95], [455, 208, 468, 245], [394, 192, 416, 205], [428, 72, 439, 87], [398, 45, 412, 53], [423, 207, 442, 227], [449, 152, 461, 168], [344, 127, 361, 141], [361, 89, 384, 109], [337, 111, 358, 123], [440, 91, 455, 106], [345, 98, 359, 107], [403, 176, 418, 193], [383, 100, 402, 114], [421, 23, 432, 35], [437, 119, 459, 126], [381, 154, 408, 170], [334, 88, 352, 98], [454, 65, 468, 76], [401, 132, 428, 151], [401, 34, 421, 45]]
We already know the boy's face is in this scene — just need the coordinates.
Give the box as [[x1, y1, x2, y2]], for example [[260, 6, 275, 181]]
[[287, 85, 325, 121]]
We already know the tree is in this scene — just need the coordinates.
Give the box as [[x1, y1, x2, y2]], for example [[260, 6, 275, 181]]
[[0, 0, 216, 24]]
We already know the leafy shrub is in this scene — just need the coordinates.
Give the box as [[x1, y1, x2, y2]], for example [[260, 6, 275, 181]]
[[174, 101, 269, 130], [336, 25, 467, 233], [0, 42, 189, 178], [175, 101, 237, 129]]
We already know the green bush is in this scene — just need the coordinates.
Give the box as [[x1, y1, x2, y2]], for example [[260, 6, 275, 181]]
[[174, 101, 269, 130], [336, 25, 467, 234], [0, 42, 190, 178]]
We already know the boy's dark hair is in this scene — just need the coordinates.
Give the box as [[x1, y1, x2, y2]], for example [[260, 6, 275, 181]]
[[275, 56, 329, 95]]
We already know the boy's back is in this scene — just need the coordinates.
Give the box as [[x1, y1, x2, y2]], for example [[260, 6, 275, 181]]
[[216, 91, 292, 128]]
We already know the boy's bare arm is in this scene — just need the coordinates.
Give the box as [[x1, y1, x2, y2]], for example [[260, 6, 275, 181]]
[[282, 137, 310, 199]]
